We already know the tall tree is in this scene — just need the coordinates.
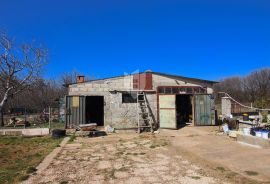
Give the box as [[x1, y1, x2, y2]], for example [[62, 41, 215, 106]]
[[0, 32, 47, 126]]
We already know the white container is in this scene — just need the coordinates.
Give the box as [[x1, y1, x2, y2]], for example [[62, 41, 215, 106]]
[[255, 131, 262, 138], [222, 124, 229, 133], [261, 131, 269, 139], [243, 128, 250, 136]]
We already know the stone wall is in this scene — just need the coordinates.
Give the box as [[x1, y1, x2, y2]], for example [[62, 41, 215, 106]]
[[221, 97, 232, 118], [68, 73, 214, 128], [69, 75, 157, 128]]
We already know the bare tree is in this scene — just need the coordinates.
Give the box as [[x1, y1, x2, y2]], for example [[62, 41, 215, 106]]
[[214, 76, 246, 102], [0, 32, 47, 126], [61, 71, 92, 95], [242, 68, 270, 108], [61, 71, 80, 87], [214, 68, 270, 108]]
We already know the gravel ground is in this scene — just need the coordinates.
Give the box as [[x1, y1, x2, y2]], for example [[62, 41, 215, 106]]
[[24, 133, 229, 184]]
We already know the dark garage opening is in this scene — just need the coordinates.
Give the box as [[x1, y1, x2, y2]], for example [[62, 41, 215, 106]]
[[85, 96, 104, 126], [176, 95, 193, 128]]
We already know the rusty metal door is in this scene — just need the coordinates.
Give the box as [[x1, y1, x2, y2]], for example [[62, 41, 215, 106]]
[[159, 95, 176, 129], [194, 95, 215, 126], [66, 96, 85, 128]]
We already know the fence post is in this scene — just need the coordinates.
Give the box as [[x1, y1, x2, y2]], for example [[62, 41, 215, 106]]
[[49, 106, 51, 132], [24, 107, 27, 129], [0, 109, 4, 127]]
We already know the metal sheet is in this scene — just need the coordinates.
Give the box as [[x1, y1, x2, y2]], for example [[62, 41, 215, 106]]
[[66, 96, 86, 128], [133, 73, 153, 90], [160, 109, 176, 128], [195, 95, 215, 126], [159, 95, 175, 108], [159, 95, 176, 129]]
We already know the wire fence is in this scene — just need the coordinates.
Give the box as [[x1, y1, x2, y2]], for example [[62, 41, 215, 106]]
[[0, 107, 65, 129]]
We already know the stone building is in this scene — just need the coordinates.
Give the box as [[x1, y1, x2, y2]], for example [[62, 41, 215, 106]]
[[66, 71, 217, 130]]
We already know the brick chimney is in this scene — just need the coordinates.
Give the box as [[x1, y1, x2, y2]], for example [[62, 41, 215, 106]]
[[76, 75, 85, 83]]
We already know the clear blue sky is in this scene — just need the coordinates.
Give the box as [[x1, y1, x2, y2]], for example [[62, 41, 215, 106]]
[[1, 0, 269, 80]]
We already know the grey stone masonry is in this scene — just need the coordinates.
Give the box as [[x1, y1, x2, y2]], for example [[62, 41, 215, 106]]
[[68, 73, 214, 128], [221, 97, 231, 118]]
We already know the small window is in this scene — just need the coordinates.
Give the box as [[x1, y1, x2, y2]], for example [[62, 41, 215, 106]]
[[122, 92, 137, 103], [165, 87, 172, 94], [179, 88, 186, 94], [186, 88, 193, 94], [172, 88, 179, 94], [158, 87, 165, 94]]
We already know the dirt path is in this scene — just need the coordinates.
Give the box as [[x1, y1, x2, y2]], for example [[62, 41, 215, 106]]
[[160, 127, 270, 183], [24, 127, 270, 184], [25, 133, 228, 184]]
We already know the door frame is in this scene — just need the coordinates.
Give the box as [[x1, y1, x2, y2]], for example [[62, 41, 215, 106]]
[[194, 94, 215, 126], [158, 94, 177, 129], [175, 94, 195, 127], [157, 86, 209, 128], [65, 95, 105, 128], [85, 96, 105, 126], [65, 95, 86, 128]]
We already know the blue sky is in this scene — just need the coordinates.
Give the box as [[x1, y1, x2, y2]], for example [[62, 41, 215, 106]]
[[0, 0, 269, 80]]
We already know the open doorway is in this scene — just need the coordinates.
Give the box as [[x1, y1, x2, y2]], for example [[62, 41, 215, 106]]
[[85, 96, 104, 126], [176, 95, 193, 128]]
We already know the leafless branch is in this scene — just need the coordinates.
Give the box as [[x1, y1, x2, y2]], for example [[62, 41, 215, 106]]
[[0, 31, 47, 111]]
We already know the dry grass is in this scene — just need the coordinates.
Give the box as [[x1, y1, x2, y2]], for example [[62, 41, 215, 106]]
[[0, 136, 62, 184], [245, 171, 259, 176]]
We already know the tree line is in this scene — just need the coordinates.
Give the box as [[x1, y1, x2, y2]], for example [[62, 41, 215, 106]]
[[0, 31, 89, 124], [214, 68, 270, 109], [4, 71, 89, 113]]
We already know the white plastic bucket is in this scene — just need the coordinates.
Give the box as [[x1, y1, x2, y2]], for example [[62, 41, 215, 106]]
[[222, 124, 229, 133], [243, 128, 250, 135], [261, 131, 269, 139], [255, 131, 262, 138]]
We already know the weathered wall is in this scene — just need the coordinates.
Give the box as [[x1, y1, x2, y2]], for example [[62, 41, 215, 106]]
[[152, 74, 214, 93], [68, 73, 214, 128], [69, 75, 157, 128], [221, 97, 232, 118]]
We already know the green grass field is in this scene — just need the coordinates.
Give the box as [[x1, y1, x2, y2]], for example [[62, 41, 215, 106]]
[[0, 136, 63, 183]]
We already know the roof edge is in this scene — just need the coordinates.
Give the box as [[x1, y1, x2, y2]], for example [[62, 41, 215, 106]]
[[66, 71, 218, 86]]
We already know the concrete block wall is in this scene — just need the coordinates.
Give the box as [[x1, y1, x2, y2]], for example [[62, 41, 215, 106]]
[[221, 97, 232, 118], [68, 73, 214, 128], [69, 75, 134, 94], [106, 92, 137, 128], [69, 75, 157, 128]]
